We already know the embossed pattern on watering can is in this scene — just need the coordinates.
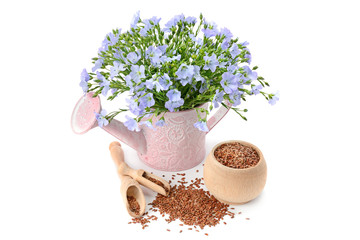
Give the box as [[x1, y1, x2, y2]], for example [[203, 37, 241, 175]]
[[138, 107, 207, 171]]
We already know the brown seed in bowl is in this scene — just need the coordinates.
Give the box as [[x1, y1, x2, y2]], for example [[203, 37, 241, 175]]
[[214, 142, 260, 169]]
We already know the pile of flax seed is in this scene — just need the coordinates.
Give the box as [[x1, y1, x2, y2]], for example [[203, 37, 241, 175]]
[[128, 171, 246, 236]]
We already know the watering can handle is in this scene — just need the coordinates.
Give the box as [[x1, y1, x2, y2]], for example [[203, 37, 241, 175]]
[[206, 100, 232, 134]]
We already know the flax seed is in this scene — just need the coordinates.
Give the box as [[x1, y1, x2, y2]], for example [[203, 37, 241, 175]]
[[143, 172, 169, 194], [214, 142, 260, 169], [127, 196, 140, 215], [129, 175, 248, 231]]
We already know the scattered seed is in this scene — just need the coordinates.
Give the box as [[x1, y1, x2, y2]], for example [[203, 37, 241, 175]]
[[205, 233, 208, 236], [167, 229, 170, 232], [149, 177, 235, 229], [246, 218, 250, 220], [129, 175, 248, 231]]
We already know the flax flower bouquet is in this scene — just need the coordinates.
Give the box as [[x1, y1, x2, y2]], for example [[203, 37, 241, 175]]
[[79, 12, 279, 132]]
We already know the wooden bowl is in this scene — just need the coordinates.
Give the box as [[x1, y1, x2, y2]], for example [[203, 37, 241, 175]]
[[203, 140, 267, 205]]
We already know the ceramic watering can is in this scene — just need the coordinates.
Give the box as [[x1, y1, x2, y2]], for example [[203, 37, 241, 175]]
[[71, 92, 232, 171]]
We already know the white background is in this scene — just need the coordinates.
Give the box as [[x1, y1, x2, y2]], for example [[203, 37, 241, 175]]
[[1, 0, 359, 239]]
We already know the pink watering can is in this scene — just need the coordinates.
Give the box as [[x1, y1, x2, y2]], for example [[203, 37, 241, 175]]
[[71, 92, 232, 171]]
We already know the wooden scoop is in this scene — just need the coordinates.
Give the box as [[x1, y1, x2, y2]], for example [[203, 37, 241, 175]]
[[109, 141, 170, 196], [108, 142, 145, 218], [119, 175, 145, 218]]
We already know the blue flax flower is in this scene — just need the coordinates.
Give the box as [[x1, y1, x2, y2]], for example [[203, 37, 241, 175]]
[[160, 54, 181, 63], [221, 72, 238, 94], [219, 27, 233, 40], [96, 71, 110, 96], [212, 90, 225, 108], [269, 92, 280, 106], [230, 44, 241, 59], [194, 120, 209, 132], [155, 119, 166, 127], [145, 75, 163, 92], [193, 66, 205, 83], [79, 68, 90, 93], [221, 40, 230, 50], [159, 73, 172, 90], [245, 53, 252, 64], [108, 32, 119, 46], [251, 85, 263, 95], [146, 46, 162, 66], [130, 65, 145, 83], [199, 82, 209, 94], [240, 41, 249, 47], [133, 83, 146, 98], [130, 11, 140, 29], [140, 93, 155, 108], [140, 19, 153, 37], [158, 45, 168, 54], [145, 79, 155, 90], [127, 98, 144, 116], [165, 89, 184, 112], [127, 52, 140, 64], [124, 115, 140, 132], [125, 75, 134, 89], [110, 61, 125, 79], [175, 64, 194, 86], [185, 16, 197, 24], [218, 54, 228, 68], [92, 58, 103, 72], [79, 80, 88, 93], [229, 90, 242, 106], [242, 66, 258, 81], [95, 110, 109, 128], [202, 28, 217, 38], [202, 20, 218, 37], [227, 64, 239, 73], [164, 14, 185, 31], [203, 54, 219, 72], [149, 16, 161, 25]]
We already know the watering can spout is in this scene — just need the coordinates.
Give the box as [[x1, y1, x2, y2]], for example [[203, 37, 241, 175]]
[[102, 118, 147, 155], [71, 93, 147, 155]]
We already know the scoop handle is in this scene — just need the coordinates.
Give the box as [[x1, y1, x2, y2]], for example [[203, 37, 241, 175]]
[[109, 141, 131, 176]]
